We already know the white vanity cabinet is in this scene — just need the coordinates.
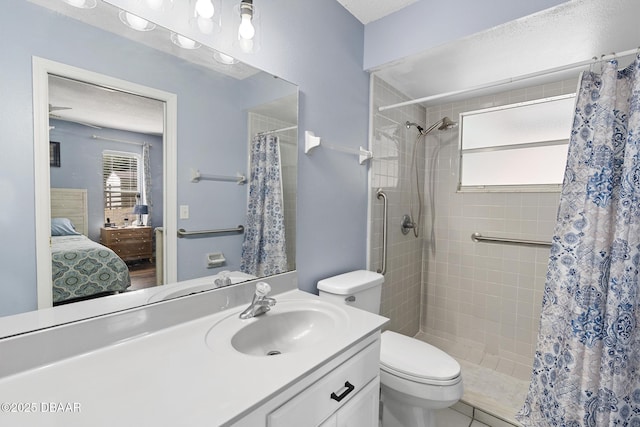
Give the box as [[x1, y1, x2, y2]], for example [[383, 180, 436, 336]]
[[268, 340, 380, 426], [233, 333, 382, 427], [317, 377, 380, 427]]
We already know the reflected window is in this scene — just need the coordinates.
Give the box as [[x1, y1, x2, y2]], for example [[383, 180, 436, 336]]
[[103, 151, 141, 223]]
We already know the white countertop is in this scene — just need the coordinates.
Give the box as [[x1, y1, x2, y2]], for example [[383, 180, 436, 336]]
[[0, 290, 387, 426], [0, 271, 254, 339]]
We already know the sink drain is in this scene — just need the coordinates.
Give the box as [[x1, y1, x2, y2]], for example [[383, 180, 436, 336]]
[[266, 350, 281, 356]]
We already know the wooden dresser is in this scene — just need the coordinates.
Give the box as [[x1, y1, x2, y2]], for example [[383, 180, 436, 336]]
[[100, 226, 153, 262]]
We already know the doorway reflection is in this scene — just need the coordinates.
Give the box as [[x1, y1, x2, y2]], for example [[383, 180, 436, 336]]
[[48, 74, 165, 305]]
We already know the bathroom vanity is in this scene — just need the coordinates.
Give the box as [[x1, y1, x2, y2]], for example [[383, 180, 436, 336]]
[[0, 273, 387, 426]]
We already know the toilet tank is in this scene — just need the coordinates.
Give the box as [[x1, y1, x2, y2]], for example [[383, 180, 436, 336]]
[[317, 270, 384, 314]]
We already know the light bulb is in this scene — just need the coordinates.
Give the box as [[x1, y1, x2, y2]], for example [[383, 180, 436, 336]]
[[145, 0, 164, 10], [197, 16, 214, 34], [177, 35, 196, 48], [238, 14, 255, 40], [195, 0, 214, 19], [213, 52, 237, 65], [125, 13, 150, 31], [119, 10, 155, 31], [62, 0, 96, 8], [171, 33, 201, 49]]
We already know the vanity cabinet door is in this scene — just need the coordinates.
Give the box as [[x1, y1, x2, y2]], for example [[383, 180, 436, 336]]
[[317, 377, 380, 427], [267, 342, 380, 427], [335, 376, 380, 427]]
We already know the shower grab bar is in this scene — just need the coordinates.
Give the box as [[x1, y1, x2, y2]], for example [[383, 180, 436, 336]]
[[471, 232, 551, 248], [178, 225, 244, 238], [377, 189, 388, 275]]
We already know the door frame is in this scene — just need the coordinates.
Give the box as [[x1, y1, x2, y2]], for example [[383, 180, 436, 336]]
[[33, 56, 177, 308]]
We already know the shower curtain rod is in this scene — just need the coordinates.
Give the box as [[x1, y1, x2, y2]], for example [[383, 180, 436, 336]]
[[257, 125, 297, 136], [378, 48, 639, 112]]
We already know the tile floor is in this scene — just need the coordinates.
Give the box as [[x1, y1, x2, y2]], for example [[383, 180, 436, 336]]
[[435, 405, 490, 426], [457, 359, 528, 425]]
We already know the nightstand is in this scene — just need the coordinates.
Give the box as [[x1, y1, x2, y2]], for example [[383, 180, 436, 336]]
[[100, 226, 153, 262]]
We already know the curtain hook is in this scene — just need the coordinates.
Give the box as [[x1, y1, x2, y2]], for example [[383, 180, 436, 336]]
[[589, 56, 598, 73]]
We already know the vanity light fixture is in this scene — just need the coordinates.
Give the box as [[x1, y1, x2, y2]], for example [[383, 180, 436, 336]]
[[61, 0, 97, 9], [237, 0, 259, 53], [213, 51, 238, 65], [119, 10, 156, 32], [170, 33, 201, 50]]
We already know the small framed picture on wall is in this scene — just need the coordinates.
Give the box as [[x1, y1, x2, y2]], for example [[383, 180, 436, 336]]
[[50, 141, 61, 167]]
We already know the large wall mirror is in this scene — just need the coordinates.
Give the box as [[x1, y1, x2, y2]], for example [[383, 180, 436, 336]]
[[1, 0, 297, 330]]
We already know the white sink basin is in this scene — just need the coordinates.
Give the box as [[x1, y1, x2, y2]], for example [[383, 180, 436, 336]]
[[206, 299, 349, 357]]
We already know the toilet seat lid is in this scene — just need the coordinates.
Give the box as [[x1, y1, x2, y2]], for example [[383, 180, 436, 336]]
[[380, 331, 461, 381]]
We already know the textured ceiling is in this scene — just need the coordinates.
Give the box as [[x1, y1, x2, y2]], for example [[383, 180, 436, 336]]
[[49, 75, 165, 135], [373, 0, 640, 107], [335, 0, 418, 24]]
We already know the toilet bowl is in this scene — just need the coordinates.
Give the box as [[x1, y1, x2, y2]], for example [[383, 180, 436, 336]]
[[317, 271, 463, 427], [380, 330, 463, 426]]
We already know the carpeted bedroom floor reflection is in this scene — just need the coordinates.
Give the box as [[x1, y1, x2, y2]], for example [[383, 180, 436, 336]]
[[127, 260, 156, 291]]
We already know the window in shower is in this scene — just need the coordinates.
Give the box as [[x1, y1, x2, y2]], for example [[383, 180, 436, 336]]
[[458, 93, 575, 192]]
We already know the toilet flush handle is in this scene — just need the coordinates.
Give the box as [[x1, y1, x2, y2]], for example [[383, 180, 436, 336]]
[[345, 296, 356, 303]]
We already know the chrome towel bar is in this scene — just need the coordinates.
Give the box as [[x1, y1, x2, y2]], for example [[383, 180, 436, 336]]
[[471, 232, 551, 248], [178, 225, 244, 238]]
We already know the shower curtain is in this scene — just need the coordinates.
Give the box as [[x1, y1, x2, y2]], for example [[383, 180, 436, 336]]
[[142, 142, 152, 226], [517, 57, 640, 426], [240, 134, 288, 277]]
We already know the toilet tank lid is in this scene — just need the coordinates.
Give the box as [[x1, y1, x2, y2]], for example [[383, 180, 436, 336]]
[[317, 270, 384, 295]]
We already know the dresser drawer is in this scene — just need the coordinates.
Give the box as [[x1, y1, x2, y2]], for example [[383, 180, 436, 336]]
[[100, 227, 153, 262], [267, 341, 380, 427], [103, 228, 152, 241], [108, 242, 152, 258]]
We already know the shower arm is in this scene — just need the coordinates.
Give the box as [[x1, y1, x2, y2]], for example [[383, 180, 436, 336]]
[[406, 117, 454, 136]]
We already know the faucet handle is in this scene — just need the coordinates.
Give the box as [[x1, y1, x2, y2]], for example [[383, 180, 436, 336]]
[[255, 282, 271, 297]]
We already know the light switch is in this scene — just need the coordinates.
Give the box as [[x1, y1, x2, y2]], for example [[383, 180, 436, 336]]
[[180, 205, 189, 219]]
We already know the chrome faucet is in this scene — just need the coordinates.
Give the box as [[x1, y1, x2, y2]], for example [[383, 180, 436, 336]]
[[239, 282, 276, 319]]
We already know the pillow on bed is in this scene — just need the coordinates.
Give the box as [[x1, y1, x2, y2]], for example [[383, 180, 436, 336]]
[[51, 218, 80, 236]]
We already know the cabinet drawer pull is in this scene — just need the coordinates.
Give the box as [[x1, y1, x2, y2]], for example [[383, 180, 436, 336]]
[[330, 381, 355, 402]]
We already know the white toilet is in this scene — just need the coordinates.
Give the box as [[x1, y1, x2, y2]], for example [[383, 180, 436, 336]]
[[318, 270, 463, 427]]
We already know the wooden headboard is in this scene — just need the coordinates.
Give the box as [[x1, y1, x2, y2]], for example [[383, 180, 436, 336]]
[[50, 188, 89, 236]]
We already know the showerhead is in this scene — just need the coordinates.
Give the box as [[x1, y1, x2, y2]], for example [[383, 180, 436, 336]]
[[438, 117, 456, 130], [407, 117, 457, 135]]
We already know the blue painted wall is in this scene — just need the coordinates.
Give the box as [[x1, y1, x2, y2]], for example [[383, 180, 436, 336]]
[[49, 119, 163, 242]]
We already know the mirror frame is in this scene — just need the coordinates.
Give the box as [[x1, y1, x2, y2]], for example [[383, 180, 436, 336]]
[[33, 56, 178, 308]]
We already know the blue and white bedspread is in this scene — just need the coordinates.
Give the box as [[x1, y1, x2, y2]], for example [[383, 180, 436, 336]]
[[51, 235, 131, 303]]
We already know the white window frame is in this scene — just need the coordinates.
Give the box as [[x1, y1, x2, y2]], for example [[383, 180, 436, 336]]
[[102, 150, 142, 209], [458, 93, 576, 193]]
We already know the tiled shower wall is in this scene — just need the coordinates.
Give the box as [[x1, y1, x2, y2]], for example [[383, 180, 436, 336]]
[[248, 112, 297, 271], [370, 75, 578, 380], [369, 75, 426, 336]]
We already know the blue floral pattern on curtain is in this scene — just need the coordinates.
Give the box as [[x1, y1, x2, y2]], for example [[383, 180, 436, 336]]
[[240, 134, 287, 277], [142, 143, 152, 227], [517, 57, 640, 426]]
